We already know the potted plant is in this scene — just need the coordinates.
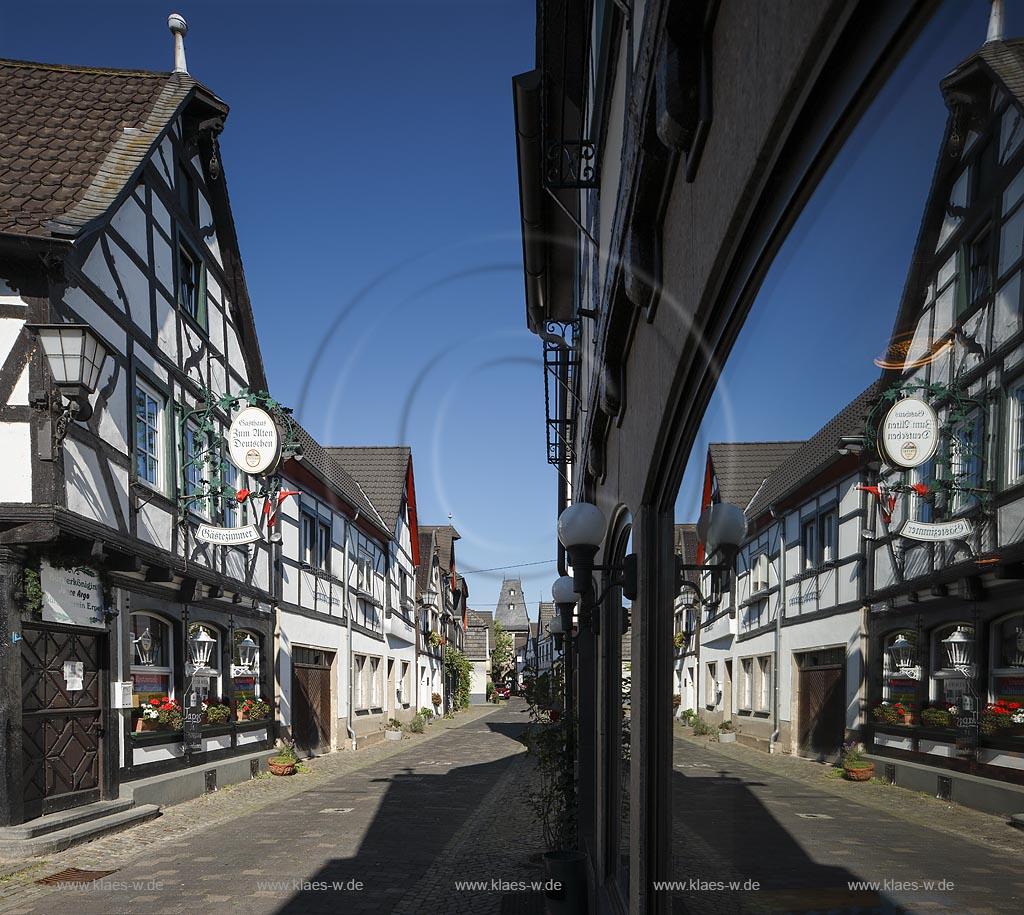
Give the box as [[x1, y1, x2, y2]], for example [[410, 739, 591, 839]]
[[238, 697, 270, 721], [203, 699, 232, 726], [431, 692, 442, 711], [384, 718, 403, 741], [268, 739, 298, 776], [673, 631, 686, 650], [920, 705, 954, 729], [419, 706, 433, 722], [672, 694, 682, 714], [521, 664, 585, 915], [136, 697, 182, 731], [841, 741, 874, 781], [872, 700, 913, 726], [718, 719, 738, 743], [429, 631, 443, 648]]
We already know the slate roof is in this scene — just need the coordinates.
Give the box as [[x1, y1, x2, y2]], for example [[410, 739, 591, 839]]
[[465, 609, 493, 661], [707, 441, 804, 511], [944, 38, 1024, 104], [495, 578, 531, 632], [746, 382, 880, 522], [325, 447, 411, 534], [0, 60, 204, 238], [416, 529, 436, 593], [420, 525, 460, 574], [674, 524, 701, 587], [287, 424, 390, 539]]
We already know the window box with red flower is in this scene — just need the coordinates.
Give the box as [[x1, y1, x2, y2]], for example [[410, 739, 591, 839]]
[[237, 697, 270, 721], [135, 697, 182, 732], [979, 700, 1024, 736], [872, 700, 914, 726]]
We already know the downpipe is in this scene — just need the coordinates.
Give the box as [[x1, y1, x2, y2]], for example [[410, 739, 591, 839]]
[[346, 510, 360, 750]]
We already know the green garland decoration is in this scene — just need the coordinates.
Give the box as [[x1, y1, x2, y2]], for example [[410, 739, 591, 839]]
[[867, 378, 994, 516]]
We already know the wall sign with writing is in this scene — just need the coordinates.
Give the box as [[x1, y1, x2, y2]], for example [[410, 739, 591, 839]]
[[196, 523, 263, 546], [879, 397, 939, 468], [41, 561, 105, 629], [227, 406, 281, 476], [899, 518, 974, 542]]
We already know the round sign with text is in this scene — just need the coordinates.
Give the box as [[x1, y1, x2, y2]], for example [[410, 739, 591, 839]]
[[879, 396, 938, 469], [227, 406, 280, 476]]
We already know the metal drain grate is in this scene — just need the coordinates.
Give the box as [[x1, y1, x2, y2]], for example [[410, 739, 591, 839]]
[[36, 868, 117, 885], [205, 769, 217, 793], [795, 813, 833, 819], [250, 758, 260, 778], [885, 764, 896, 784], [937, 775, 952, 801]]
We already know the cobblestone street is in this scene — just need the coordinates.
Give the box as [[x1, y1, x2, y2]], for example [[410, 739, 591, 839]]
[[0, 702, 547, 915], [671, 728, 1024, 914]]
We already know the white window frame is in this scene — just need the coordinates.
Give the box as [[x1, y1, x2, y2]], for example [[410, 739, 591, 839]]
[[751, 552, 769, 592], [801, 519, 817, 570], [1007, 380, 1024, 486], [354, 655, 366, 709], [740, 658, 752, 709], [130, 611, 174, 702], [705, 662, 717, 706], [818, 509, 837, 564], [183, 421, 209, 518], [134, 379, 163, 491], [757, 656, 772, 712], [949, 412, 983, 512]]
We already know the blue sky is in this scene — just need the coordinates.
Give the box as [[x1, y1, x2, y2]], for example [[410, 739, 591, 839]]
[[5, 1, 1023, 617], [3, 1, 552, 615]]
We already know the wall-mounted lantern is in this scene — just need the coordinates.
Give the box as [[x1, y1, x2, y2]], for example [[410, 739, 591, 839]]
[[27, 323, 109, 459], [189, 626, 215, 670], [942, 627, 976, 676], [236, 634, 257, 671], [677, 502, 747, 611], [134, 627, 154, 666], [888, 633, 922, 680]]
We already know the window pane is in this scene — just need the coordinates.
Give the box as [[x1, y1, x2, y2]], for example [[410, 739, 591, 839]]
[[1000, 206, 1024, 277]]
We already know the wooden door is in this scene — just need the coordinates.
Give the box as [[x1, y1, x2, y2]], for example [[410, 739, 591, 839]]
[[292, 655, 332, 756], [21, 626, 105, 818], [798, 665, 845, 758]]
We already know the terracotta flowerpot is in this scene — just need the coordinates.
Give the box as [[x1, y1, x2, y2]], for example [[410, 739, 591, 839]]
[[844, 763, 875, 782], [268, 760, 296, 776], [135, 717, 161, 732], [899, 712, 914, 726], [238, 709, 250, 721]]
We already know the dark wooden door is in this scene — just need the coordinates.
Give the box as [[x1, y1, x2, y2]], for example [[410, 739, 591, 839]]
[[292, 656, 332, 756], [798, 665, 845, 759], [21, 626, 105, 818]]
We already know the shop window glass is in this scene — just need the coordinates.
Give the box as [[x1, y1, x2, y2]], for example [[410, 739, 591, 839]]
[[130, 613, 172, 706], [992, 614, 1024, 707], [232, 629, 260, 704], [931, 624, 973, 707]]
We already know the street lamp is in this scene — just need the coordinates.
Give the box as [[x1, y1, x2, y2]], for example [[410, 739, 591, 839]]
[[678, 503, 747, 610], [556, 504, 637, 631], [134, 627, 154, 666], [943, 627, 976, 676], [888, 633, 921, 680], [27, 323, 109, 458], [189, 627, 215, 669], [422, 588, 438, 607], [236, 634, 257, 671]]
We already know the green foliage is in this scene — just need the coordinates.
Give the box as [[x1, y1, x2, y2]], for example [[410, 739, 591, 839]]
[[486, 682, 496, 701], [842, 741, 869, 768], [204, 703, 231, 725], [385, 717, 402, 732], [443, 647, 472, 710], [824, 766, 845, 779], [691, 716, 717, 737], [522, 662, 575, 851], [419, 707, 433, 719], [408, 714, 426, 734], [491, 621, 515, 684], [275, 739, 299, 762], [22, 566, 42, 615]]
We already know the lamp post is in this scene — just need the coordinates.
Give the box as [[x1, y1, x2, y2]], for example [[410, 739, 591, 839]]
[[26, 324, 109, 460], [551, 574, 578, 784]]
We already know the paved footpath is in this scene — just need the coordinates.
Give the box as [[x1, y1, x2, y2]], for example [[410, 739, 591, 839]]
[[671, 728, 1024, 915], [0, 702, 548, 915]]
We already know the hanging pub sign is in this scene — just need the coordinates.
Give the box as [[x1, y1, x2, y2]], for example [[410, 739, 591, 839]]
[[879, 397, 939, 469], [227, 406, 281, 476], [40, 560, 105, 629], [899, 517, 974, 542], [195, 523, 263, 546]]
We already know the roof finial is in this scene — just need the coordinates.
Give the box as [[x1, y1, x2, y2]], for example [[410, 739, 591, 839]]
[[986, 0, 1004, 44], [168, 13, 188, 74], [448, 512, 453, 526]]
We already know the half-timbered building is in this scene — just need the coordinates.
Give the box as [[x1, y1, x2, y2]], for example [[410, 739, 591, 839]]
[[327, 446, 422, 726], [865, 32, 1024, 809], [0, 40, 280, 828]]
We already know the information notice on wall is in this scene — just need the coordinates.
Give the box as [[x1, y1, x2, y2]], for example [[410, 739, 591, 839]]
[[40, 561, 105, 629]]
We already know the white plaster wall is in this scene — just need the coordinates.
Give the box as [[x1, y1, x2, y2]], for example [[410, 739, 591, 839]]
[[0, 423, 31, 501], [63, 440, 128, 528], [137, 501, 173, 550]]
